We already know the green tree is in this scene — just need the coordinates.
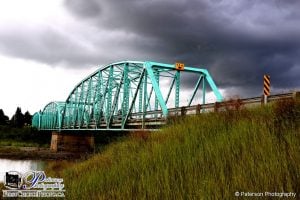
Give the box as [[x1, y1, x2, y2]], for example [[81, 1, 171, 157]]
[[24, 111, 32, 125], [11, 107, 24, 127], [0, 109, 9, 125]]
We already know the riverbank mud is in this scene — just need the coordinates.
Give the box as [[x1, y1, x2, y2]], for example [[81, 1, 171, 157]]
[[0, 147, 90, 160]]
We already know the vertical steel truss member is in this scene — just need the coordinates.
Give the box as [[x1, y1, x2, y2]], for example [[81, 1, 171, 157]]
[[32, 61, 223, 130], [106, 66, 114, 124], [175, 71, 180, 115], [154, 69, 159, 111], [142, 70, 148, 128], [122, 63, 129, 126]]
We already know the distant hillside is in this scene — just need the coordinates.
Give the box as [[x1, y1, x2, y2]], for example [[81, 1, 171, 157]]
[[57, 99, 300, 199]]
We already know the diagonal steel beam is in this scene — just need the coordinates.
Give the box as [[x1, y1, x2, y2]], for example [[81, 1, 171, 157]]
[[188, 75, 203, 106], [122, 69, 145, 129]]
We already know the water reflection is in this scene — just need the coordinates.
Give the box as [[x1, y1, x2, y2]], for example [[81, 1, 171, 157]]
[[0, 159, 44, 183]]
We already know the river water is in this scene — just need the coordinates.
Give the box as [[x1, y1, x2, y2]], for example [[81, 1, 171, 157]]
[[0, 159, 45, 183]]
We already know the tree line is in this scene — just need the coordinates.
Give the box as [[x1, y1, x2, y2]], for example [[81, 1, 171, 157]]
[[0, 107, 32, 127]]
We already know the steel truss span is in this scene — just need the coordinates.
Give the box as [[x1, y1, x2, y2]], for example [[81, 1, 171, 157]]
[[32, 61, 223, 130]]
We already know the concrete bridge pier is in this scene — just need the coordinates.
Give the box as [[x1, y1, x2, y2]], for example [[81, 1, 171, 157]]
[[50, 131, 95, 152]]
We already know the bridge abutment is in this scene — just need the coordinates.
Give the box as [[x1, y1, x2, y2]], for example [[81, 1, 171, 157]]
[[50, 131, 94, 152]]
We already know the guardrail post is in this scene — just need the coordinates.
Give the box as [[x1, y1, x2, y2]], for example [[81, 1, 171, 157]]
[[181, 106, 186, 116], [214, 102, 220, 112], [293, 91, 300, 101], [261, 95, 265, 105], [196, 104, 201, 115]]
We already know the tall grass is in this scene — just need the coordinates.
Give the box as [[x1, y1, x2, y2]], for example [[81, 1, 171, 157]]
[[57, 100, 300, 199]]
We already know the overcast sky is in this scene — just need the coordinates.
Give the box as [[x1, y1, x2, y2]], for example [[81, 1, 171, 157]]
[[0, 0, 299, 117]]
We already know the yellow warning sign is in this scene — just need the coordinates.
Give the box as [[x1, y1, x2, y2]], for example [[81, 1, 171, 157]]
[[175, 62, 185, 71]]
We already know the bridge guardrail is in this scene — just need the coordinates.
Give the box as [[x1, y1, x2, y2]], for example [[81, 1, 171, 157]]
[[130, 91, 298, 118]]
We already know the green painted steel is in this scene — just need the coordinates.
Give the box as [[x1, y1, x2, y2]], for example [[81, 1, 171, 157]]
[[32, 61, 223, 130], [32, 102, 65, 130], [32, 112, 41, 129]]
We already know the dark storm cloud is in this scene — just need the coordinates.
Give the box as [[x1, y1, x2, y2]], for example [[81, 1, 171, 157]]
[[0, 27, 97, 66], [0, 26, 97, 67], [63, 0, 300, 97], [0, 25, 156, 67], [64, 0, 101, 18], [0, 0, 299, 98]]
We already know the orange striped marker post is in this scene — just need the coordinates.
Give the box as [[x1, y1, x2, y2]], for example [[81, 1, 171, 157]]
[[263, 75, 270, 104]]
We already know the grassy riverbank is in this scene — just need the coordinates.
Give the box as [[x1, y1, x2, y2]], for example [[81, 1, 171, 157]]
[[0, 126, 125, 160], [42, 99, 300, 199], [0, 126, 50, 148]]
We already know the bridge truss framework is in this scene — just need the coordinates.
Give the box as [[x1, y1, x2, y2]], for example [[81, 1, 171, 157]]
[[32, 61, 223, 131]]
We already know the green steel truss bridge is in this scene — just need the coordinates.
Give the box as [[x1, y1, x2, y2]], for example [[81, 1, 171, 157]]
[[32, 61, 223, 131]]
